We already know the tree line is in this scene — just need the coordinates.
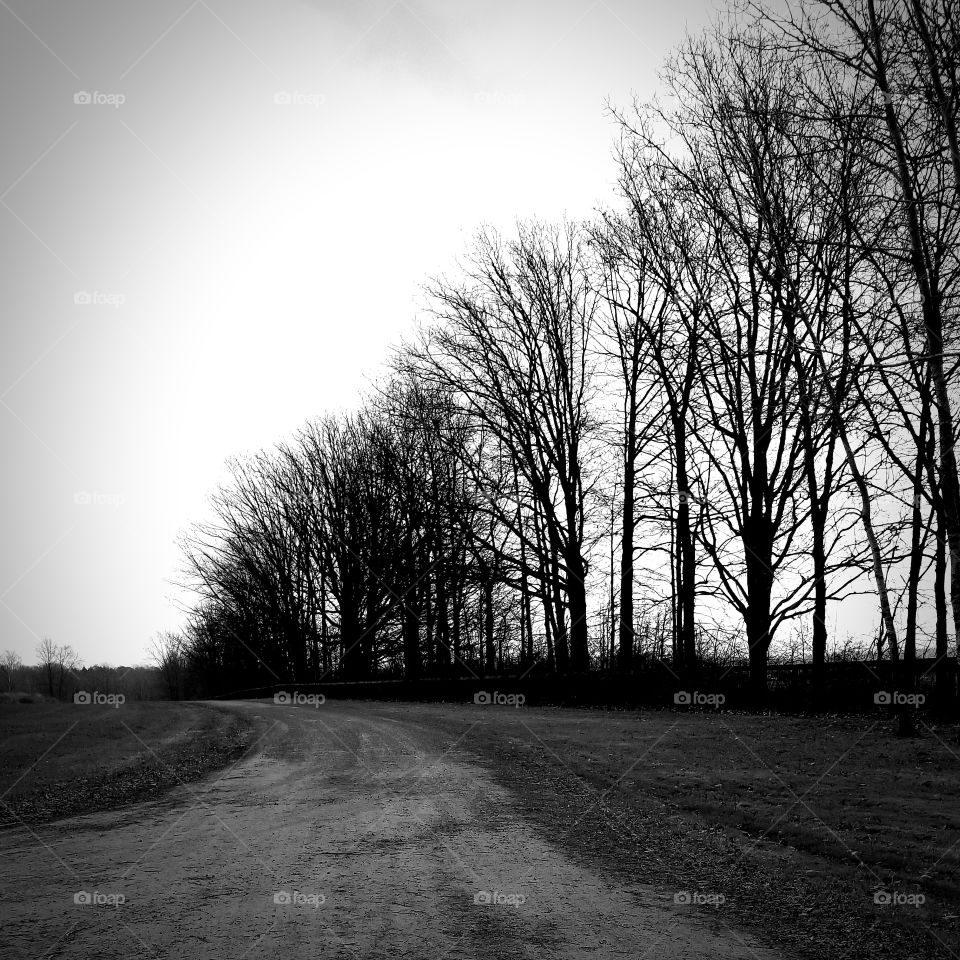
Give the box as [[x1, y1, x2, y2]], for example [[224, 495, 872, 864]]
[[0, 642, 169, 702], [178, 0, 960, 708]]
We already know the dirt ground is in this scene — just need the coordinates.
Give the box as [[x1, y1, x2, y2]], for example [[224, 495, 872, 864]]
[[0, 700, 780, 959]]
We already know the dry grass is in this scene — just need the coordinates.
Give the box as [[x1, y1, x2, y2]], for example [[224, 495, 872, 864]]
[[0, 700, 253, 826], [397, 702, 960, 960]]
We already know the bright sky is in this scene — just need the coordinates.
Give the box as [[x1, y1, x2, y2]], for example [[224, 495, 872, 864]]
[[0, 0, 726, 666]]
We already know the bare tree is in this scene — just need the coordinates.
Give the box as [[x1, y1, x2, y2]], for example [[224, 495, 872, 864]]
[[411, 222, 600, 672], [763, 0, 960, 659], [35, 637, 57, 698], [148, 631, 185, 700], [0, 650, 22, 691]]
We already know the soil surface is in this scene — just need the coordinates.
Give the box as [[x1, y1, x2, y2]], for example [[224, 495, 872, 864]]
[[1, 699, 779, 959]]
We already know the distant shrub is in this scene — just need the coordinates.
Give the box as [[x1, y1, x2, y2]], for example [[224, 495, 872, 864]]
[[0, 691, 49, 704]]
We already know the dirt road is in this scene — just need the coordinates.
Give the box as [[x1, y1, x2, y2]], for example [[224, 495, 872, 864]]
[[1, 700, 780, 959]]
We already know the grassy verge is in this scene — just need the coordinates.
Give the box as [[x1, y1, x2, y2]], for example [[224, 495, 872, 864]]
[[406, 703, 960, 960], [0, 700, 255, 827]]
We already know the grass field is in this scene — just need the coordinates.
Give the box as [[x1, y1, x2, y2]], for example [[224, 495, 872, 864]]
[[0, 699, 254, 827], [476, 709, 960, 894], [410, 703, 960, 960], [3, 697, 957, 958]]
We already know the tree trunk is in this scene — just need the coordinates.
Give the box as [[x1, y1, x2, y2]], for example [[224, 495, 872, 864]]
[[567, 550, 590, 672], [340, 602, 362, 680], [936, 506, 951, 711], [745, 551, 773, 705], [425, 576, 434, 673], [483, 565, 495, 675], [402, 587, 422, 680], [550, 538, 570, 671], [810, 507, 828, 701], [452, 581, 463, 674], [543, 591, 555, 669], [435, 560, 450, 673], [671, 499, 681, 672], [676, 445, 696, 679], [619, 447, 635, 671]]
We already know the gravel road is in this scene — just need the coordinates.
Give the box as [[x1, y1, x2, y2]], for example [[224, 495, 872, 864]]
[[1, 700, 780, 959]]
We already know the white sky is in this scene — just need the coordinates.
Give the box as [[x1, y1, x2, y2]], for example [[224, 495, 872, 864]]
[[1, 0, 728, 666]]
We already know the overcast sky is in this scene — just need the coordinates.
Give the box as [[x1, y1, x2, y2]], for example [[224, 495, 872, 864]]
[[0, 0, 728, 666]]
